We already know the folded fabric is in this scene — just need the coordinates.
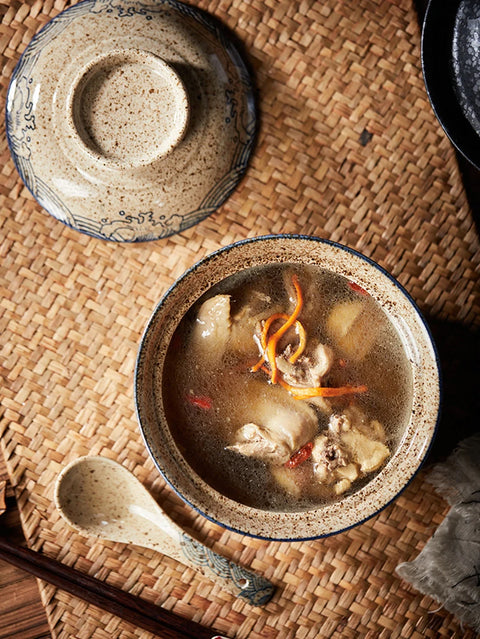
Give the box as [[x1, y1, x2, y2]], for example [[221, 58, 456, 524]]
[[396, 435, 480, 633]]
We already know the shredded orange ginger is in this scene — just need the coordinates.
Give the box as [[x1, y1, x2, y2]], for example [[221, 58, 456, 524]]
[[252, 274, 367, 400], [251, 274, 304, 381], [279, 375, 367, 399], [259, 365, 367, 399], [251, 312, 306, 372]]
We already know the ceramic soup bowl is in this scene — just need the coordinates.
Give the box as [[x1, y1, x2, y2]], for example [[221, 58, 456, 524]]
[[135, 235, 441, 540]]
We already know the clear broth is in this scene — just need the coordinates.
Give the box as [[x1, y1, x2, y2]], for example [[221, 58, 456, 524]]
[[162, 264, 412, 512]]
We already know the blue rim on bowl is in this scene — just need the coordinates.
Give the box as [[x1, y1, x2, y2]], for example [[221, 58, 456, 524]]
[[135, 235, 441, 540]]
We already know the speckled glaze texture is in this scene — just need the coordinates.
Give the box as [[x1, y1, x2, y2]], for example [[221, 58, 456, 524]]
[[135, 235, 441, 541], [69, 49, 190, 167], [5, 0, 256, 241], [55, 456, 274, 605]]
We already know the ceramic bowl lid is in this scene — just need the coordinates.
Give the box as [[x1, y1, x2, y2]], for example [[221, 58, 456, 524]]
[[6, 0, 256, 242]]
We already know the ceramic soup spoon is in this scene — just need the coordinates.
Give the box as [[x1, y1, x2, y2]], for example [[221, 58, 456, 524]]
[[54, 456, 274, 606]]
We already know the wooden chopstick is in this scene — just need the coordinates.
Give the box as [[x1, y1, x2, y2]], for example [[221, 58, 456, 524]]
[[0, 535, 222, 639]]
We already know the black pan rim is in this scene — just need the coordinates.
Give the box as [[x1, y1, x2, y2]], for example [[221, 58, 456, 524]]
[[421, 0, 480, 170]]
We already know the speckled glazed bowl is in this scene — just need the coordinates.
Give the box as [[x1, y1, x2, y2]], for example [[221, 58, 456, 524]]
[[135, 235, 441, 540], [5, 0, 256, 241]]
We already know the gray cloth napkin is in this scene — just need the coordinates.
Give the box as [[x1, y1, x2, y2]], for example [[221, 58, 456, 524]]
[[396, 435, 480, 633]]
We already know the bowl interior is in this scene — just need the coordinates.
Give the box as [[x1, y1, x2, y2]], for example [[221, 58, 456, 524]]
[[135, 236, 440, 540]]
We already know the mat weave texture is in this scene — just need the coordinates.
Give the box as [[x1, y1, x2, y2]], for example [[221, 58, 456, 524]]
[[1, 0, 480, 638]]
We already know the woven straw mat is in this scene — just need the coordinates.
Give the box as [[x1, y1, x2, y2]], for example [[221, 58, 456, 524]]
[[1, 0, 480, 638]]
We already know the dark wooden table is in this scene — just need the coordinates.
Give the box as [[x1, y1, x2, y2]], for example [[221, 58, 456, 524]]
[[0, 452, 50, 639]]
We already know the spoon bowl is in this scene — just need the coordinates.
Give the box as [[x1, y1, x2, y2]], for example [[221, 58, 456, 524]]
[[55, 456, 275, 606]]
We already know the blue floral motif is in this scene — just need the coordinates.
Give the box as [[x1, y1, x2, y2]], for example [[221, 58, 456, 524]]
[[90, 0, 151, 18], [7, 77, 35, 162], [68, 209, 185, 241], [6, 68, 75, 226], [180, 533, 275, 606]]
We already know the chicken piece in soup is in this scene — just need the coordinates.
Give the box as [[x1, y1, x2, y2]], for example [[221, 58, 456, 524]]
[[163, 264, 412, 511]]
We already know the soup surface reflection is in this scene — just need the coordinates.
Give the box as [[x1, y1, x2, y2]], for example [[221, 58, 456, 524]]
[[163, 264, 412, 511]]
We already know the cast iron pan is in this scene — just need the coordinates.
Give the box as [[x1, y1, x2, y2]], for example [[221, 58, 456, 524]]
[[422, 0, 480, 170]]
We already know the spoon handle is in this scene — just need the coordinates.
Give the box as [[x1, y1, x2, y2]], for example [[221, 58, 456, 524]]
[[177, 532, 275, 606]]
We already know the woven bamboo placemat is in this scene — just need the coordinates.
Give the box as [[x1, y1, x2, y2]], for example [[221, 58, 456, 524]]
[[1, 0, 479, 637]]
